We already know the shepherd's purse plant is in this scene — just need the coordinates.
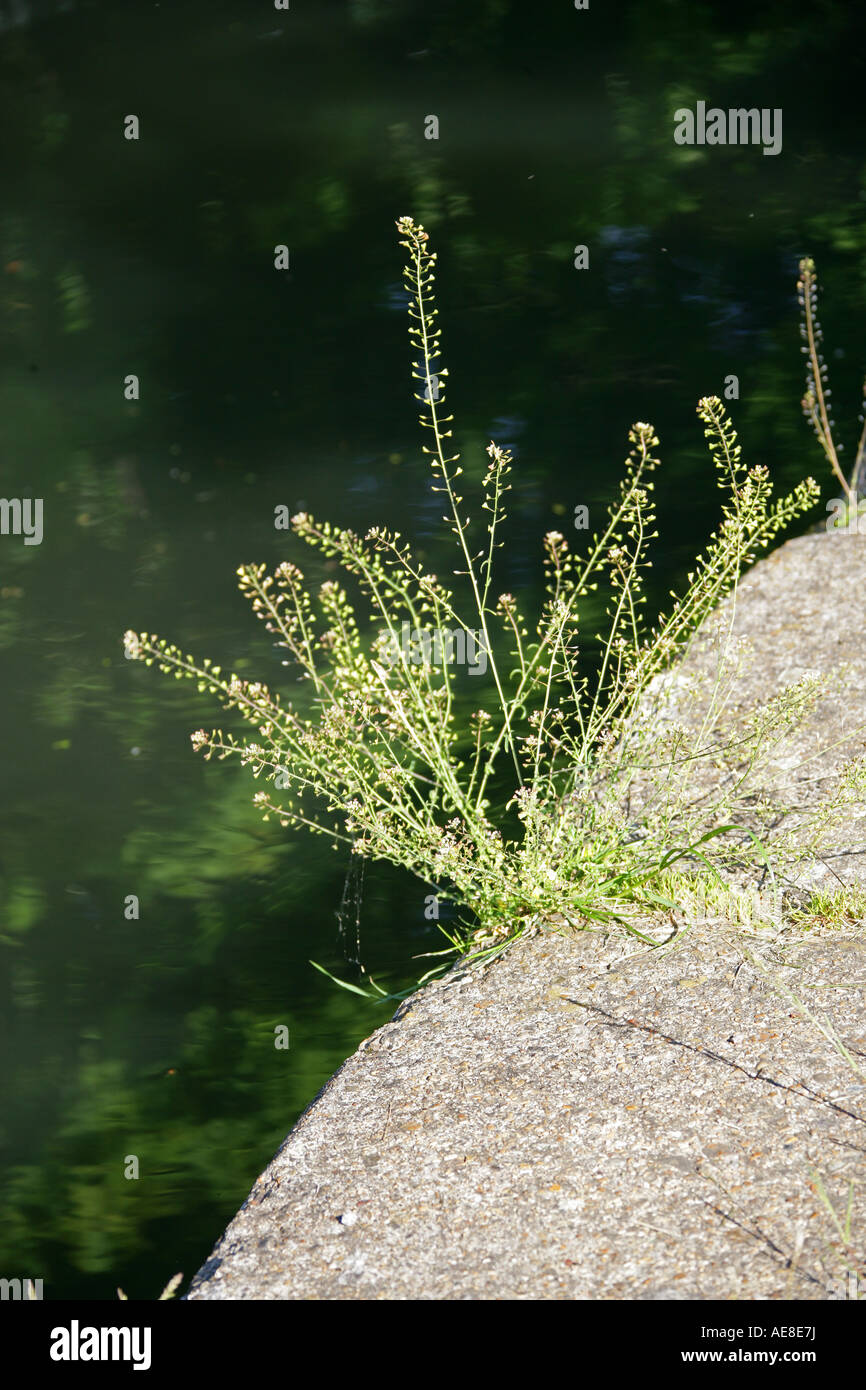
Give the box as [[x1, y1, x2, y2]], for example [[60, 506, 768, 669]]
[[124, 219, 866, 971], [797, 256, 866, 518]]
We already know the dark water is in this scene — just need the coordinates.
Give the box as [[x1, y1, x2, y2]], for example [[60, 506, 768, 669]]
[[1, 0, 865, 1298]]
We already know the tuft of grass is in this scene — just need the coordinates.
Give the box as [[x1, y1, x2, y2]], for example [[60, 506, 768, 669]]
[[124, 220, 866, 984], [788, 886, 866, 931]]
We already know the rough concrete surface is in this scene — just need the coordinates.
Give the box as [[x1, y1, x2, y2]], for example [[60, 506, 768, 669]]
[[188, 530, 866, 1300]]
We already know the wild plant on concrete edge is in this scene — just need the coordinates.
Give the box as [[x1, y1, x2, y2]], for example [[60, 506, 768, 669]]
[[798, 256, 866, 511], [124, 219, 866, 979]]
